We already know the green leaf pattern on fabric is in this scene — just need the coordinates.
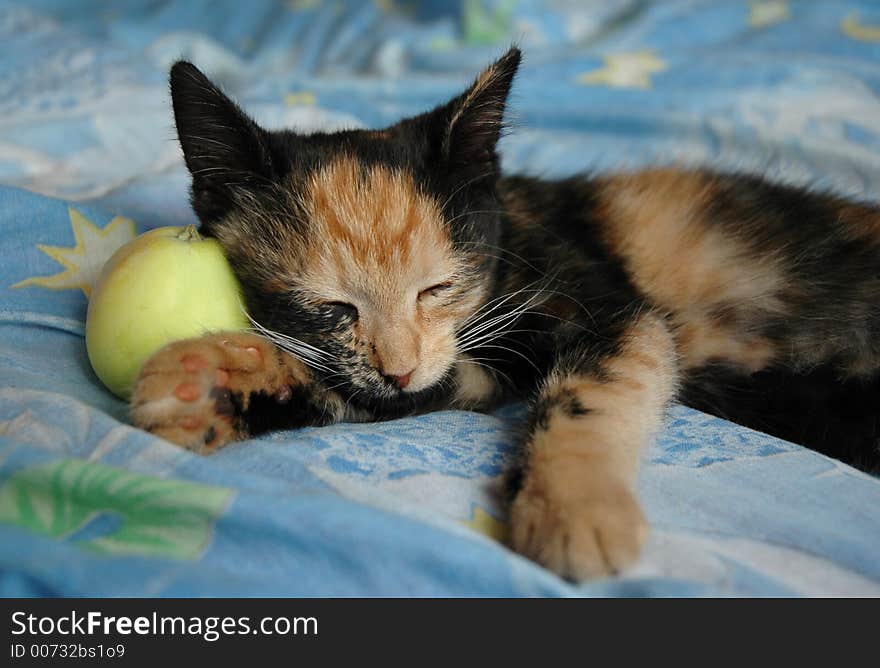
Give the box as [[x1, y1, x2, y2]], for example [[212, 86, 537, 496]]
[[0, 459, 233, 560]]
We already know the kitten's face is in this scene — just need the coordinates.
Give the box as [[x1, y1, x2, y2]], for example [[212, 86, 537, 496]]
[[169, 49, 520, 405], [217, 156, 490, 401]]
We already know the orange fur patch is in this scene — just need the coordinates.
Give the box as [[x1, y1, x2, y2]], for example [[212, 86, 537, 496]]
[[531, 314, 677, 484], [301, 156, 452, 299], [675, 315, 775, 371], [837, 202, 880, 242], [597, 168, 782, 372], [292, 157, 482, 388]]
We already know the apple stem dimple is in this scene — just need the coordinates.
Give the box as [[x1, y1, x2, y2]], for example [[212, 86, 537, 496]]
[[177, 225, 202, 242]]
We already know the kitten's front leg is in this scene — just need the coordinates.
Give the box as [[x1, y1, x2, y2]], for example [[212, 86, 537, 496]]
[[510, 313, 678, 580], [130, 332, 342, 451]]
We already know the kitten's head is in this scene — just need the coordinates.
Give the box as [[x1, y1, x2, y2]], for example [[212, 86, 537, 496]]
[[169, 48, 520, 407]]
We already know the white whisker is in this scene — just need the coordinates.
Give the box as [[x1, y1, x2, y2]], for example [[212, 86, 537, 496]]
[[241, 310, 337, 374]]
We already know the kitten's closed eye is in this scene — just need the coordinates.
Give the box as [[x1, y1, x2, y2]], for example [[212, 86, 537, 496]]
[[418, 282, 454, 300], [325, 301, 359, 321]]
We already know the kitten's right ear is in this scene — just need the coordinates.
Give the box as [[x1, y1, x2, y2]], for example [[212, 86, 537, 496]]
[[436, 47, 521, 172], [170, 61, 273, 222]]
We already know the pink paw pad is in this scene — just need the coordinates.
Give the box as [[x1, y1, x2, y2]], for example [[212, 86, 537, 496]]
[[180, 353, 209, 372], [179, 415, 203, 430], [174, 382, 202, 402]]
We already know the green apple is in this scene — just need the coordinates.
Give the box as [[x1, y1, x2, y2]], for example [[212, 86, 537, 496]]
[[86, 225, 250, 399]]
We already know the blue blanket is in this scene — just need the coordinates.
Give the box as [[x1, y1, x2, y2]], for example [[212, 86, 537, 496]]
[[2, 0, 879, 597]]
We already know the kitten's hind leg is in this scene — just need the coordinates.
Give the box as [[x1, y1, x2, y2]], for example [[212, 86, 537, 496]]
[[509, 313, 678, 580], [130, 332, 333, 451]]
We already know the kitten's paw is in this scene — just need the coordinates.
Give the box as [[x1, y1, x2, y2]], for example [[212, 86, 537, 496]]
[[130, 332, 292, 452], [510, 466, 648, 581]]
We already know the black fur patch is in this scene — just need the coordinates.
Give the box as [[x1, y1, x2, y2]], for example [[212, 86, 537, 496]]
[[209, 386, 237, 418], [202, 426, 218, 446], [682, 363, 880, 473], [527, 387, 592, 439], [504, 464, 526, 501], [243, 388, 336, 435]]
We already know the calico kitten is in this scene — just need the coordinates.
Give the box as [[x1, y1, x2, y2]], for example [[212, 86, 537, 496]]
[[131, 48, 880, 580]]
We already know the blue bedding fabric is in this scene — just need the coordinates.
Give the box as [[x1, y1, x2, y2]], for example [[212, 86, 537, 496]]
[[2, 0, 880, 597]]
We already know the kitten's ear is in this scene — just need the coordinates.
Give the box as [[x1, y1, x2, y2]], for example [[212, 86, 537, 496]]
[[170, 61, 273, 222], [438, 47, 520, 170]]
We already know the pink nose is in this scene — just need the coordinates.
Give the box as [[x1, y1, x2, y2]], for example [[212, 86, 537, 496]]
[[391, 371, 413, 390]]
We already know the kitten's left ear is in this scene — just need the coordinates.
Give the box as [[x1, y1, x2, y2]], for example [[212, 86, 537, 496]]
[[437, 47, 521, 170]]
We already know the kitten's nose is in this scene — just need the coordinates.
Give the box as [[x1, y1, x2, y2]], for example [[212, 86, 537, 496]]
[[389, 371, 413, 390]]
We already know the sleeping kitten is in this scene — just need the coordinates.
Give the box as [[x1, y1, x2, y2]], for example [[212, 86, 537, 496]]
[[131, 48, 880, 580]]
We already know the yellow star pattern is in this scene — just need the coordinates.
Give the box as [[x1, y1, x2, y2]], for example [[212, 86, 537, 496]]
[[577, 51, 668, 90], [284, 91, 318, 106], [749, 1, 790, 28], [12, 208, 136, 298], [464, 506, 510, 543], [841, 12, 880, 42]]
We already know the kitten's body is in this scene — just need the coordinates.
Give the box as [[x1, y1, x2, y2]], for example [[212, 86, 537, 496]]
[[132, 49, 880, 580]]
